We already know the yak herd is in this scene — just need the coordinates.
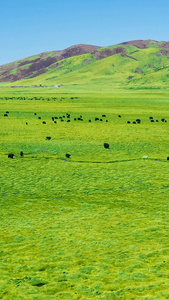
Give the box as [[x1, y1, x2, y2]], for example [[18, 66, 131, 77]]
[[3, 109, 168, 160]]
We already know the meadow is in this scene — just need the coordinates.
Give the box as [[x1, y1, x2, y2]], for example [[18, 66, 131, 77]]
[[0, 86, 169, 299]]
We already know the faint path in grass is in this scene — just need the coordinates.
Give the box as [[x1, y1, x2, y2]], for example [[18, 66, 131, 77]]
[[57, 157, 163, 164], [6, 153, 164, 164]]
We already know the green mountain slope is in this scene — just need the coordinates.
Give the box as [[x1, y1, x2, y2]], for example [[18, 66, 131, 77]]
[[1, 40, 169, 87], [0, 44, 100, 83]]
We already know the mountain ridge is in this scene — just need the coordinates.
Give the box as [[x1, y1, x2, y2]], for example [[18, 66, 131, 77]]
[[1, 40, 169, 87], [0, 44, 100, 82]]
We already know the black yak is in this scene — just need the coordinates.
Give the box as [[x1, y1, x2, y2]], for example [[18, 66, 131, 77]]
[[8, 153, 15, 159], [104, 143, 109, 149]]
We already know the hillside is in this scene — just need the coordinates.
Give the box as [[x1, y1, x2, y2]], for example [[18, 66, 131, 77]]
[[1, 40, 169, 87], [0, 44, 100, 83]]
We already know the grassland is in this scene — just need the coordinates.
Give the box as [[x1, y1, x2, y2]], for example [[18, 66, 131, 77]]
[[0, 86, 169, 299]]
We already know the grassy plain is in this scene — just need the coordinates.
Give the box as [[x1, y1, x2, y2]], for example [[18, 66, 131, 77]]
[[0, 86, 169, 299]]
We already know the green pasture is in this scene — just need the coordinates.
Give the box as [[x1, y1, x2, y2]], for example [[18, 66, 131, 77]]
[[0, 87, 169, 299]]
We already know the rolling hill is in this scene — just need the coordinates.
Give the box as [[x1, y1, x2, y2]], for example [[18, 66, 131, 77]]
[[1, 40, 169, 87]]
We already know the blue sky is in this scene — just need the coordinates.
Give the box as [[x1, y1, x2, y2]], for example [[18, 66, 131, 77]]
[[0, 0, 169, 65]]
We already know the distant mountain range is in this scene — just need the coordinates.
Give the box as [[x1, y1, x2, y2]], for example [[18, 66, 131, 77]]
[[1, 40, 169, 86]]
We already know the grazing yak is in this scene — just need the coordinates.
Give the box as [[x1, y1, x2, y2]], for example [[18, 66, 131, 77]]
[[8, 153, 15, 159], [104, 143, 109, 149]]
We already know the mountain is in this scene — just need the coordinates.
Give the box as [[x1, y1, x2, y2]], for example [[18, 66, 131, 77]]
[[0, 44, 100, 82], [1, 40, 169, 87]]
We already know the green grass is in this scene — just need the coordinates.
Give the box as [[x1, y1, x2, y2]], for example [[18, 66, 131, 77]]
[[42, 52, 58, 59], [0, 87, 169, 299], [19, 55, 41, 62], [10, 69, 18, 75]]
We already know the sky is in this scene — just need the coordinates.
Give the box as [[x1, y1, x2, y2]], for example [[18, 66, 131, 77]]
[[0, 0, 169, 65]]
